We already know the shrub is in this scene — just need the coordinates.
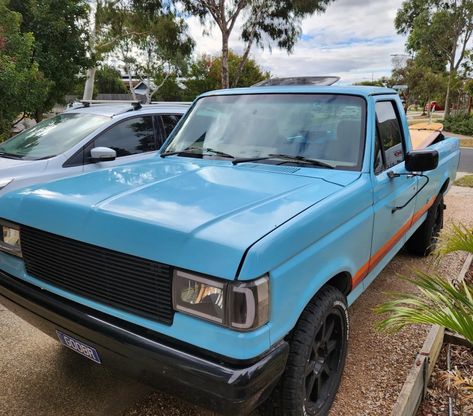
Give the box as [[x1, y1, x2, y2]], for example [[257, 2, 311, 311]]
[[443, 113, 473, 136], [375, 224, 473, 345]]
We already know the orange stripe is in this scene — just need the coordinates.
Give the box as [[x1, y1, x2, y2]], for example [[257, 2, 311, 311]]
[[352, 195, 436, 288]]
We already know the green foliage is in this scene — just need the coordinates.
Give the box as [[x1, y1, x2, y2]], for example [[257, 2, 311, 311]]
[[395, 0, 473, 71], [9, 0, 90, 118], [0, 0, 49, 139], [178, 0, 331, 88], [103, 1, 194, 102], [465, 79, 473, 98], [436, 224, 473, 255], [354, 77, 393, 87], [395, 1, 473, 116], [95, 65, 127, 95], [152, 51, 270, 102], [185, 52, 269, 98], [376, 270, 473, 345], [455, 174, 473, 188], [444, 113, 473, 135], [239, 0, 332, 53], [376, 224, 473, 346], [209, 51, 270, 88], [406, 60, 447, 106]]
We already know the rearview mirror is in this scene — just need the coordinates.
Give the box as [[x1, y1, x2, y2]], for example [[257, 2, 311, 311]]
[[90, 147, 116, 162], [405, 149, 438, 172]]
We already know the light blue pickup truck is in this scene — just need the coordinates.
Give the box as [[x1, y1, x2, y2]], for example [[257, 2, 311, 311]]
[[0, 85, 460, 415]]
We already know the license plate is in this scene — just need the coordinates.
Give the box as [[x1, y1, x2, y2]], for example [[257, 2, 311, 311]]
[[56, 330, 101, 364]]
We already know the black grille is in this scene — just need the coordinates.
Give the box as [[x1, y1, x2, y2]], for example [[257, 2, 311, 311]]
[[20, 225, 174, 325]]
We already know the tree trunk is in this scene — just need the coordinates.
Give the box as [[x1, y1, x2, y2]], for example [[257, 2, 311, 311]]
[[83, 1, 97, 101], [146, 72, 152, 104], [233, 23, 258, 87], [444, 71, 452, 118], [221, 31, 230, 89], [426, 95, 431, 120], [34, 109, 43, 123], [126, 65, 137, 101], [83, 67, 96, 101]]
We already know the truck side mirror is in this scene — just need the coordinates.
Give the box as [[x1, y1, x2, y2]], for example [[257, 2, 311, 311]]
[[90, 147, 117, 162], [405, 149, 439, 172]]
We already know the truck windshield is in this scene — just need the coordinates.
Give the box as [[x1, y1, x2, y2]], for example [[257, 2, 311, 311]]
[[0, 113, 109, 160], [164, 94, 366, 170]]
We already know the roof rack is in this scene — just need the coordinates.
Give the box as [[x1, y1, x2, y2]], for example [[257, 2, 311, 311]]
[[149, 101, 192, 106], [253, 76, 340, 87], [79, 100, 142, 110]]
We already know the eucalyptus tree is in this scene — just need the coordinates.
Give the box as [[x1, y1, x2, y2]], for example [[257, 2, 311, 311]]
[[179, 0, 333, 89], [82, 0, 193, 101], [396, 0, 473, 116]]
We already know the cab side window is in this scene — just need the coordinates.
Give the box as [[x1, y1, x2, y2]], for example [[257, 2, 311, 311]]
[[94, 116, 156, 157], [374, 101, 404, 172]]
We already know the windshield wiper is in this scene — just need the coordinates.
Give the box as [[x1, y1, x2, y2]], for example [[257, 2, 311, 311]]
[[161, 147, 235, 159], [232, 153, 335, 169], [0, 151, 24, 160]]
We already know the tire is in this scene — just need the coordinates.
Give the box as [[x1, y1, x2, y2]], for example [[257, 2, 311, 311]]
[[405, 194, 445, 256], [269, 286, 349, 416]]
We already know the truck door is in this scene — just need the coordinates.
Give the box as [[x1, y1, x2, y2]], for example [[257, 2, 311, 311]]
[[365, 99, 417, 289]]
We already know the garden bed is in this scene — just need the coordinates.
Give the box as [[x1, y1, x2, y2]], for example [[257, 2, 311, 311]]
[[392, 254, 473, 416], [417, 341, 473, 415]]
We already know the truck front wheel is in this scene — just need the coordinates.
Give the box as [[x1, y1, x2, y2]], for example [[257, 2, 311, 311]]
[[271, 286, 348, 416]]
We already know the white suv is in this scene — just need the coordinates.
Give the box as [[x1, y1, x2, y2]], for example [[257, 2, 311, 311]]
[[0, 102, 189, 196]]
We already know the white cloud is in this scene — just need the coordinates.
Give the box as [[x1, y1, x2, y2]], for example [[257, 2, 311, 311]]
[[186, 0, 407, 84]]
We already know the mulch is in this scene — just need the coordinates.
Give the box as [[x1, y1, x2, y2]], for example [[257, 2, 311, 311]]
[[417, 261, 473, 416]]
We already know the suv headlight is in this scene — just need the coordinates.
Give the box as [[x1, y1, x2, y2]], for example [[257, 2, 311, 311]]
[[0, 220, 22, 257], [173, 270, 269, 331]]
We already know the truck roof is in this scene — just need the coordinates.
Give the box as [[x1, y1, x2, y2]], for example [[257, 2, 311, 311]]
[[200, 85, 397, 98]]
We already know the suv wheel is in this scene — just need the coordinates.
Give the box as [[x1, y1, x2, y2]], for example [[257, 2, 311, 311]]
[[270, 286, 348, 416]]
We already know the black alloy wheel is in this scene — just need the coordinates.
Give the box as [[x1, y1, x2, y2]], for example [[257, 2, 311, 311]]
[[268, 286, 348, 416], [304, 308, 345, 413]]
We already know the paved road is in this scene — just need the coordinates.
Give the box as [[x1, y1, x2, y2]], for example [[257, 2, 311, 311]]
[[460, 147, 473, 173]]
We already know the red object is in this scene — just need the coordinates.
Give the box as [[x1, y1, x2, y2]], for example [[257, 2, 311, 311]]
[[425, 101, 444, 111]]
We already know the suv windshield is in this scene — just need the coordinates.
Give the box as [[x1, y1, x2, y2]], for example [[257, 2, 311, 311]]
[[0, 113, 109, 160], [164, 94, 366, 170]]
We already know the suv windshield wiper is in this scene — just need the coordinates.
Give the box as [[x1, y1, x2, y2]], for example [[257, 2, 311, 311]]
[[161, 147, 235, 159], [0, 151, 24, 160], [232, 153, 335, 169]]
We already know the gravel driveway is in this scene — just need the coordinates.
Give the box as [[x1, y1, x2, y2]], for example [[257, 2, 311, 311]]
[[1, 186, 472, 416]]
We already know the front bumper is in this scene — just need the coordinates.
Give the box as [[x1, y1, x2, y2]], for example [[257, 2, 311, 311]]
[[0, 271, 288, 415]]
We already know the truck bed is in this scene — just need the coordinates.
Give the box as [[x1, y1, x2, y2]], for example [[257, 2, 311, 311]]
[[409, 122, 443, 150]]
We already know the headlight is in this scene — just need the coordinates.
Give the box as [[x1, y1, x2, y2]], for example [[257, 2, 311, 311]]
[[0, 220, 22, 257], [173, 270, 269, 331]]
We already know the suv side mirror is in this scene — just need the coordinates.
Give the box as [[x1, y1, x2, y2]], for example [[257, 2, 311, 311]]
[[90, 147, 117, 162], [405, 149, 439, 172]]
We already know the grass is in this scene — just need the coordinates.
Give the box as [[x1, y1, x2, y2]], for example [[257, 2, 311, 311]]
[[455, 174, 473, 187]]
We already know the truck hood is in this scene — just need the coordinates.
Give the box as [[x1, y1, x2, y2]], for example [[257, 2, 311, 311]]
[[0, 158, 355, 279]]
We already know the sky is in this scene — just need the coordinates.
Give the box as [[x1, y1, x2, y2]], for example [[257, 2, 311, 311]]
[[186, 0, 408, 85]]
